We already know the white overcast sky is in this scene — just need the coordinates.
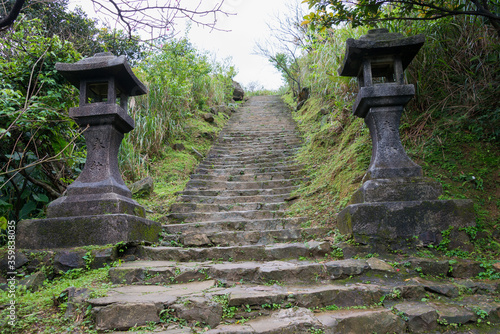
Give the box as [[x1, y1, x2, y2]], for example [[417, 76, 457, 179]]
[[69, 0, 309, 90]]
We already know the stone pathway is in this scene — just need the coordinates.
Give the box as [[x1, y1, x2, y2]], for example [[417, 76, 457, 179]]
[[88, 96, 500, 333]]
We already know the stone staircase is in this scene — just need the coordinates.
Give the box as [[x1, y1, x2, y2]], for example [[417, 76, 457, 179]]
[[88, 96, 500, 333]]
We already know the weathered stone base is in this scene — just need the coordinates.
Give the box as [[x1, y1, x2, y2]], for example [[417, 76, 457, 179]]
[[47, 192, 145, 218], [17, 214, 161, 249], [350, 177, 442, 204], [338, 199, 475, 251]]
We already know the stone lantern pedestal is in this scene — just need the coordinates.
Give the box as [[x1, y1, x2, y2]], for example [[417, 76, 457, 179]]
[[17, 53, 161, 249], [337, 29, 474, 251]]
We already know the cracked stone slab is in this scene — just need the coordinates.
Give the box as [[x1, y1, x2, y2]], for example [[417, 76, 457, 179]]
[[89, 280, 217, 306]]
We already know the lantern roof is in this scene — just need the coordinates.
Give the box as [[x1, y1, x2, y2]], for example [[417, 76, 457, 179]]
[[56, 52, 147, 96], [338, 29, 425, 77]]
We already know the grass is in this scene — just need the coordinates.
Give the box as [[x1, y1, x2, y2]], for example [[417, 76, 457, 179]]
[[0, 267, 112, 333]]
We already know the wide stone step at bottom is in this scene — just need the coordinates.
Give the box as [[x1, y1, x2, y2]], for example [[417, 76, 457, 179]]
[[91, 277, 500, 332], [161, 226, 329, 247]]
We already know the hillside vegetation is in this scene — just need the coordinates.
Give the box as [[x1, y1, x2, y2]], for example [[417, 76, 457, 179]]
[[282, 16, 499, 260]]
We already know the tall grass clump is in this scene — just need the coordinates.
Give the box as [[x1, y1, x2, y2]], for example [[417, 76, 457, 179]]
[[119, 38, 235, 181], [284, 26, 371, 224]]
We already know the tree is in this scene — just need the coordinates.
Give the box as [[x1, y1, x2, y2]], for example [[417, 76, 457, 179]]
[[303, 0, 500, 37], [0, 0, 230, 40], [0, 16, 84, 222], [255, 1, 310, 95]]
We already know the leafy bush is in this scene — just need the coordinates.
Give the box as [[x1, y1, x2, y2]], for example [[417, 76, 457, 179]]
[[0, 17, 84, 223]]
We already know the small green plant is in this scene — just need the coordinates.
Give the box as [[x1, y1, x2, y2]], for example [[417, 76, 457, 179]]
[[212, 294, 239, 319]]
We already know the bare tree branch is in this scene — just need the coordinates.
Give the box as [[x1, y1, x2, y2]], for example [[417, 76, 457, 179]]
[[0, 0, 25, 31], [88, 0, 232, 41]]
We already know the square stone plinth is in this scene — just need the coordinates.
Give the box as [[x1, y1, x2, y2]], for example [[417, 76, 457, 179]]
[[338, 199, 475, 250], [17, 214, 161, 249]]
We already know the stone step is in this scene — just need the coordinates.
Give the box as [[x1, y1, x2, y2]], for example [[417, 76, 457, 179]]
[[162, 217, 308, 233], [177, 194, 292, 205], [185, 178, 301, 190], [203, 154, 297, 164], [91, 267, 500, 332], [169, 201, 289, 213], [184, 179, 298, 191], [189, 171, 302, 182], [194, 166, 303, 176], [195, 162, 301, 170], [161, 226, 329, 247], [178, 186, 299, 197], [200, 156, 298, 166], [208, 145, 300, 154], [166, 210, 289, 224], [211, 141, 302, 149], [217, 135, 300, 142], [208, 148, 299, 156], [107, 258, 374, 285], [138, 241, 331, 262]]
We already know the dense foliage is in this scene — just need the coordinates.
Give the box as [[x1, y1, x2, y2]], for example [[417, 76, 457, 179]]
[[303, 0, 500, 37], [0, 17, 83, 226]]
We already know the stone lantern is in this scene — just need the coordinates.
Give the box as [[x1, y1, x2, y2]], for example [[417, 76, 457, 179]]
[[337, 29, 474, 251], [18, 53, 161, 249]]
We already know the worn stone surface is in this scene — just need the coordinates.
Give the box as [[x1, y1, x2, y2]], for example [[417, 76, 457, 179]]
[[338, 199, 475, 250], [18, 271, 45, 291], [95, 302, 160, 331], [409, 258, 449, 277], [366, 257, 395, 272], [232, 81, 244, 101], [246, 307, 322, 333], [129, 176, 154, 196], [0, 251, 28, 272], [450, 259, 483, 278], [425, 284, 459, 298], [203, 113, 215, 123], [54, 250, 85, 273], [394, 301, 438, 332], [18, 214, 161, 249], [183, 233, 211, 247], [91, 247, 117, 269], [172, 297, 223, 328], [431, 302, 476, 325], [316, 308, 406, 334], [351, 177, 442, 204]]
